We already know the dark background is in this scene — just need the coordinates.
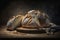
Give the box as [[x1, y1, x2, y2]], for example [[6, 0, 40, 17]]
[[0, 0, 60, 27]]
